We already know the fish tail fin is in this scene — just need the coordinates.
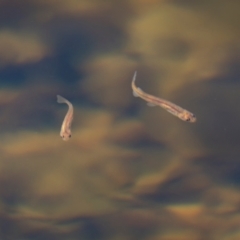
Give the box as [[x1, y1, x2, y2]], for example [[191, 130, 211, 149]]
[[132, 71, 137, 82], [57, 95, 67, 103], [132, 71, 139, 97]]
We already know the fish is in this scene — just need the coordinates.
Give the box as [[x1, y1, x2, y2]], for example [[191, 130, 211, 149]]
[[131, 71, 196, 123], [57, 95, 74, 141]]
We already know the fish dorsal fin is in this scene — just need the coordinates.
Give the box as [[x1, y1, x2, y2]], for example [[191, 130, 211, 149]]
[[133, 90, 139, 97], [133, 87, 144, 97]]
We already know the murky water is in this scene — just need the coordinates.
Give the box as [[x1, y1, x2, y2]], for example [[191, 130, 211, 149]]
[[0, 1, 240, 239]]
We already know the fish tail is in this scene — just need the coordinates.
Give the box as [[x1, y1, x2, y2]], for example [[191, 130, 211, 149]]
[[133, 71, 137, 82], [57, 95, 67, 103]]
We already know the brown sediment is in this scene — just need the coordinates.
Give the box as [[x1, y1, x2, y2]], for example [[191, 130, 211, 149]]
[[0, 0, 238, 239], [79, 54, 137, 110]]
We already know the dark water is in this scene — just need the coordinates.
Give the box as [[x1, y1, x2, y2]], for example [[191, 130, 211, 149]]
[[0, 1, 240, 239]]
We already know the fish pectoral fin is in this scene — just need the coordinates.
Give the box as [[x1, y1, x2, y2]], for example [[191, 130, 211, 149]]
[[147, 102, 156, 107], [166, 108, 176, 115]]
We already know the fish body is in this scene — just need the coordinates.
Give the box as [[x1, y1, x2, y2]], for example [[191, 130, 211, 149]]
[[57, 95, 74, 140], [131, 71, 196, 123]]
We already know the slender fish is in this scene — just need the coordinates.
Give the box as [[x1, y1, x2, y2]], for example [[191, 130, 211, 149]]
[[57, 95, 74, 141], [131, 71, 196, 122]]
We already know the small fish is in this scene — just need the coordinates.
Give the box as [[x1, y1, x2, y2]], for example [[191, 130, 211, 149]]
[[57, 95, 74, 141], [131, 71, 196, 122]]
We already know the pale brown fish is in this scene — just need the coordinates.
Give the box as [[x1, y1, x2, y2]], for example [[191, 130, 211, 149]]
[[131, 71, 196, 122], [57, 95, 74, 141]]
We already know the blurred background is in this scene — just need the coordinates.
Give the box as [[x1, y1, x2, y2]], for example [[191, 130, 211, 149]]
[[0, 0, 240, 239]]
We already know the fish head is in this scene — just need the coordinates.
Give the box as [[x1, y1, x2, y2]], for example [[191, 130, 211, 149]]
[[180, 111, 197, 123], [61, 131, 72, 141]]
